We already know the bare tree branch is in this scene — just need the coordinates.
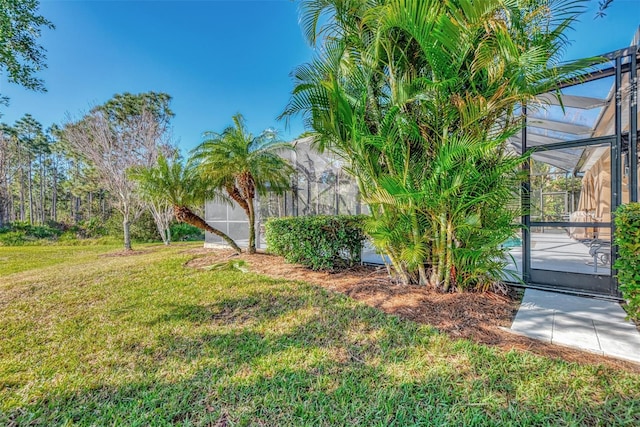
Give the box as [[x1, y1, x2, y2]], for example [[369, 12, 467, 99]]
[[63, 105, 168, 249]]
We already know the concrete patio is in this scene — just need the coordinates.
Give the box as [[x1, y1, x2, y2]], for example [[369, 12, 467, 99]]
[[510, 289, 640, 363]]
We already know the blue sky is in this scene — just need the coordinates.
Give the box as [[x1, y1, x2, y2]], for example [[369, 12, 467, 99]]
[[1, 0, 639, 154]]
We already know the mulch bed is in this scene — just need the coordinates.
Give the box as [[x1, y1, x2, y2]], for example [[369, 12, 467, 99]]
[[185, 248, 640, 372]]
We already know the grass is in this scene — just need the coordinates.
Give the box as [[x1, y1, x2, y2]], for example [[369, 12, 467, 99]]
[[0, 244, 639, 426]]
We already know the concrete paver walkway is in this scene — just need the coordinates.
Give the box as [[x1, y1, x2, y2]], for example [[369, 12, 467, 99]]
[[510, 289, 640, 363]]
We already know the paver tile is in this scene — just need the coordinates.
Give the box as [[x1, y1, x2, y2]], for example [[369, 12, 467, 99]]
[[511, 307, 554, 342], [523, 289, 627, 323], [552, 312, 601, 352], [511, 289, 640, 363], [594, 320, 640, 362]]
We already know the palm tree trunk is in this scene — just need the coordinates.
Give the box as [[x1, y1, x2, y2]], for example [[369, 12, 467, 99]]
[[442, 219, 454, 292], [173, 205, 241, 254], [247, 197, 256, 254], [430, 214, 447, 289], [411, 208, 427, 286], [225, 183, 249, 213]]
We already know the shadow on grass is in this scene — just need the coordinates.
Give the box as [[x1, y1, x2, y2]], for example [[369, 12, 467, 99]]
[[2, 284, 639, 426], [144, 292, 424, 365], [145, 285, 314, 327], [3, 328, 638, 426]]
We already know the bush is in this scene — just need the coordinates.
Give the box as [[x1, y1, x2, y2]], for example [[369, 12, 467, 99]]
[[170, 223, 204, 241], [0, 231, 29, 246], [8, 221, 62, 239], [265, 215, 367, 271], [0, 222, 63, 246], [77, 218, 108, 238], [106, 211, 160, 243], [0, 220, 124, 246], [614, 203, 640, 321]]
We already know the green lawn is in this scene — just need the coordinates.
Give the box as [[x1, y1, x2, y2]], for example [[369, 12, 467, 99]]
[[1, 244, 639, 426]]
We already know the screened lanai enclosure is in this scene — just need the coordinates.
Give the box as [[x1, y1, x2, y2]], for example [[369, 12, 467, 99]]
[[502, 34, 640, 298], [205, 33, 639, 298], [204, 136, 363, 249]]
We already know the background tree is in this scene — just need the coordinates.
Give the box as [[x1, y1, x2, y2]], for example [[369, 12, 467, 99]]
[[13, 114, 48, 224], [192, 114, 294, 254], [63, 92, 174, 250], [0, 115, 49, 225], [130, 154, 241, 252], [282, 0, 595, 290], [0, 0, 54, 105], [0, 124, 12, 226]]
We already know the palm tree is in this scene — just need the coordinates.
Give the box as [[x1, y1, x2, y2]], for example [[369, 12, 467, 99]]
[[192, 114, 294, 254], [129, 155, 242, 253], [281, 0, 596, 289]]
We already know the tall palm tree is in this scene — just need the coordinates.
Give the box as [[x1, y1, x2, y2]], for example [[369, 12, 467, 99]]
[[129, 155, 242, 253], [192, 114, 294, 254], [281, 0, 597, 289]]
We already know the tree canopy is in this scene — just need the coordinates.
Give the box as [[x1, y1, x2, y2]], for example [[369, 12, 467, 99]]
[[0, 0, 54, 101], [192, 113, 294, 254], [129, 154, 242, 252]]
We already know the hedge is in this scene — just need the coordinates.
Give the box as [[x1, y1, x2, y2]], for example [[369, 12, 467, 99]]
[[614, 203, 640, 321], [265, 215, 367, 271]]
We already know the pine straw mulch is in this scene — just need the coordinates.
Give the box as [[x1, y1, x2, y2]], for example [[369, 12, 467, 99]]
[[185, 248, 640, 372]]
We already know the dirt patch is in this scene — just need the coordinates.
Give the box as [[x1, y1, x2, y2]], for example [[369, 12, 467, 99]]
[[187, 249, 640, 372]]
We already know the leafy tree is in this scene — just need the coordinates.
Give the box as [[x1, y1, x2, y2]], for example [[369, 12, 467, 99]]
[[192, 114, 294, 254], [282, 0, 595, 290], [129, 154, 242, 253], [0, 0, 54, 103]]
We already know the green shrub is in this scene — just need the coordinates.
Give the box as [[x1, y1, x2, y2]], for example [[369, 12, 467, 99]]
[[170, 222, 204, 241], [106, 211, 160, 243], [76, 218, 108, 238], [0, 222, 64, 246], [614, 203, 640, 321], [265, 215, 367, 271], [8, 221, 62, 239], [58, 231, 81, 243], [0, 221, 120, 246], [0, 231, 29, 246]]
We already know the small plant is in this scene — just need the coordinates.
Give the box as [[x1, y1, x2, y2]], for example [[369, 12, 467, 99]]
[[170, 223, 205, 241], [203, 259, 249, 273], [0, 231, 28, 246], [265, 215, 367, 271], [613, 203, 640, 321], [0, 222, 64, 245]]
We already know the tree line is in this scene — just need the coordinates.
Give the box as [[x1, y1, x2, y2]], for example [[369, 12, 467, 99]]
[[0, 92, 177, 247], [0, 115, 104, 228], [0, 92, 295, 253]]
